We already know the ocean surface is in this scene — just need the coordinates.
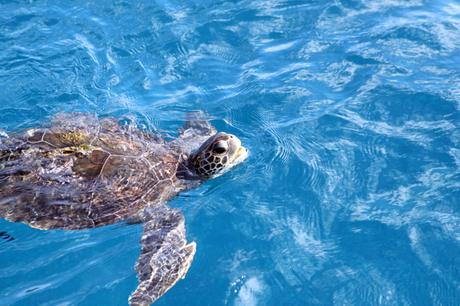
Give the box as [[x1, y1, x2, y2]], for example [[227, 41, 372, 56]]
[[1, 0, 460, 305]]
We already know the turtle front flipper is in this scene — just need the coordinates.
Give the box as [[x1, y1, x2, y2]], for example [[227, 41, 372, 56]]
[[129, 205, 196, 306], [181, 111, 216, 137], [175, 112, 217, 153]]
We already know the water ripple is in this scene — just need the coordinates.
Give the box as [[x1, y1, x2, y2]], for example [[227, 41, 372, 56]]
[[1, 0, 460, 305]]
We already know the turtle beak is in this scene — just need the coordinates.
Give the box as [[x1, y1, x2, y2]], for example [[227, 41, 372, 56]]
[[230, 144, 248, 165], [237, 146, 248, 158]]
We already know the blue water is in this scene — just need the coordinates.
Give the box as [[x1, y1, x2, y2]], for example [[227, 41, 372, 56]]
[[1, 0, 460, 305]]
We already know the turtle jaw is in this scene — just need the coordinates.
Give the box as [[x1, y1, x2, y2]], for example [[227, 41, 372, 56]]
[[229, 145, 248, 166], [227, 135, 248, 167]]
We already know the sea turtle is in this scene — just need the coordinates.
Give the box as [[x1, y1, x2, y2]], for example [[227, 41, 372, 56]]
[[0, 112, 248, 305]]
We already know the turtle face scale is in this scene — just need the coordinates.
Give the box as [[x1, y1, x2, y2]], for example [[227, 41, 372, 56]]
[[191, 132, 248, 178]]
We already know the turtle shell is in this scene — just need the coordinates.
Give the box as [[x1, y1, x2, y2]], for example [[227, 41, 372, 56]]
[[0, 113, 181, 230]]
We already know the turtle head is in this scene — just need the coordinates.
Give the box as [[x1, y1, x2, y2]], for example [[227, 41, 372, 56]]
[[190, 132, 248, 179]]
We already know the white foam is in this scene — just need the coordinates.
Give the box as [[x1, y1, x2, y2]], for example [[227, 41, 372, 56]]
[[263, 41, 296, 53], [234, 277, 264, 306]]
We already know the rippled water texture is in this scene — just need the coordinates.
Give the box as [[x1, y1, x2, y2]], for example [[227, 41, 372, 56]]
[[1, 0, 460, 305]]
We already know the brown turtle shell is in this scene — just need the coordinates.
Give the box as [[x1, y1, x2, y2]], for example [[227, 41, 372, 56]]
[[0, 113, 182, 230]]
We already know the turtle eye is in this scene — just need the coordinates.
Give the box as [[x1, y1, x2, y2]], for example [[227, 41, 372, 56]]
[[212, 141, 228, 154]]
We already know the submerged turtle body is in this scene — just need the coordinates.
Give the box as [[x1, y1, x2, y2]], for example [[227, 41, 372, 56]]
[[0, 112, 248, 305]]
